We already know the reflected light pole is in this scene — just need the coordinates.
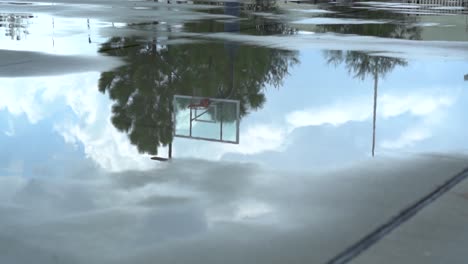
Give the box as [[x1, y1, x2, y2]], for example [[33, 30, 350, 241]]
[[372, 70, 378, 157]]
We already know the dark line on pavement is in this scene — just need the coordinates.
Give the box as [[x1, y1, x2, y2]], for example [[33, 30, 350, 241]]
[[325, 165, 468, 264]]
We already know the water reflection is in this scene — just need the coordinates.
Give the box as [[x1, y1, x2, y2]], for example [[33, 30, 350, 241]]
[[98, 5, 298, 155], [316, 8, 422, 40], [318, 0, 418, 157], [1, 3, 468, 262], [0, 13, 33, 40], [324, 51, 407, 156], [184, 6, 297, 35]]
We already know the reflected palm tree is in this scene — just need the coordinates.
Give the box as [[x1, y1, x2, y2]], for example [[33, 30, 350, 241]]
[[324, 51, 407, 156], [321, 10, 420, 157], [98, 14, 298, 155]]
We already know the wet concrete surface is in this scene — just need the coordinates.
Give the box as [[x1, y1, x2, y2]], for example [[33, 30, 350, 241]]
[[1, 0, 468, 263]]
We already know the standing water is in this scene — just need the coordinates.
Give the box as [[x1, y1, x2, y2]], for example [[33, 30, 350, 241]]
[[0, 0, 468, 263]]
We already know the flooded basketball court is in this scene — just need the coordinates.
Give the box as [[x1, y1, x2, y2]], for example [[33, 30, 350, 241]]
[[1, 0, 468, 263]]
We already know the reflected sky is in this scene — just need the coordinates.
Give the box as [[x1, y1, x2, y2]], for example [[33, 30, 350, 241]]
[[0, 1, 467, 172], [1, 1, 468, 263], [2, 49, 465, 172]]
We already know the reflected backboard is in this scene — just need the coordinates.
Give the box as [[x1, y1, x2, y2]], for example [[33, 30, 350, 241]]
[[173, 95, 240, 144]]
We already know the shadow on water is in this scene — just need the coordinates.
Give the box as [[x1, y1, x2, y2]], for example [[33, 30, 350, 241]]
[[98, 3, 299, 156]]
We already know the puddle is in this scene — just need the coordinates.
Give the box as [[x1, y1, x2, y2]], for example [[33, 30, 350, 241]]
[[0, 0, 467, 168], [289, 8, 336, 13], [292, 17, 389, 24], [0, 2, 468, 263], [0, 13, 110, 55]]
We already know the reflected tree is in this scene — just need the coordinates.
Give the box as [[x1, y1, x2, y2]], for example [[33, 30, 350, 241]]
[[192, 0, 279, 12], [324, 50, 407, 156], [183, 12, 297, 36], [320, 9, 417, 157], [98, 34, 298, 155], [316, 9, 422, 40], [98, 38, 179, 155], [99, 2, 299, 156]]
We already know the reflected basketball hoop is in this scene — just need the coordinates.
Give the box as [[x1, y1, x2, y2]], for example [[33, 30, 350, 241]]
[[173, 95, 240, 144]]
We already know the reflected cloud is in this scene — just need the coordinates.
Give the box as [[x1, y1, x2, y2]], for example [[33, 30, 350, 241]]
[[2, 156, 468, 264], [287, 92, 455, 129], [55, 119, 156, 172], [226, 124, 286, 155], [0, 3, 467, 262], [232, 200, 274, 222], [0, 74, 157, 172], [286, 99, 370, 128], [380, 93, 454, 117], [0, 78, 45, 123], [380, 100, 452, 150], [3, 118, 15, 136], [172, 87, 459, 167], [381, 126, 431, 149]]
